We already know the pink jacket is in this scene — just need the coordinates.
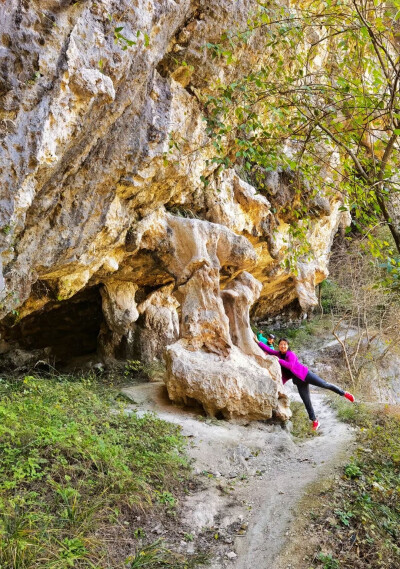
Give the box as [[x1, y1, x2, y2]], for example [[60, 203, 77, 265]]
[[258, 341, 308, 384]]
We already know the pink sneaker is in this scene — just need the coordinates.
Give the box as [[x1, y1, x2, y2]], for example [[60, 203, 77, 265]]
[[344, 392, 355, 403], [312, 420, 320, 431]]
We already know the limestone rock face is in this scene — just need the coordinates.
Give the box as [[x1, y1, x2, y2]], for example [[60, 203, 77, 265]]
[[205, 170, 272, 238], [222, 272, 263, 357], [178, 266, 232, 357], [164, 257, 290, 420], [127, 211, 257, 357], [221, 270, 290, 418], [0, 0, 348, 325], [0, 0, 349, 420], [129, 213, 289, 420], [101, 281, 139, 337]]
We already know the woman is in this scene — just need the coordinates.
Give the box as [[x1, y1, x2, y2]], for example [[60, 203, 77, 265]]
[[257, 330, 276, 348], [257, 337, 355, 431]]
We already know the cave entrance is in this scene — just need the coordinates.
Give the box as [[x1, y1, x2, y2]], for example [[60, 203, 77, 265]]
[[2, 285, 104, 366]]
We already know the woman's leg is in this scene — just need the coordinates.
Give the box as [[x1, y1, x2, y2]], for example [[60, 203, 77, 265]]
[[293, 378, 316, 421], [305, 370, 345, 396]]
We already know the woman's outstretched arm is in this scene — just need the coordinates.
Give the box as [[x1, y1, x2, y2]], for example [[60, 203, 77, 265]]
[[257, 341, 281, 356]]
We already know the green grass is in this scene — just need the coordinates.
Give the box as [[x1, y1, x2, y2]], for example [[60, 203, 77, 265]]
[[328, 396, 373, 428], [274, 316, 332, 352], [0, 374, 190, 568], [310, 404, 400, 568], [289, 401, 319, 439], [127, 539, 208, 568]]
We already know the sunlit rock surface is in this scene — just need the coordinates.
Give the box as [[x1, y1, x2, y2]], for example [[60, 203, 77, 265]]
[[0, 0, 348, 419], [135, 283, 179, 363], [165, 343, 289, 421], [99, 280, 139, 360]]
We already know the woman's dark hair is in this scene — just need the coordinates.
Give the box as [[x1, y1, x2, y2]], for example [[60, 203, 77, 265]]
[[278, 337, 289, 345]]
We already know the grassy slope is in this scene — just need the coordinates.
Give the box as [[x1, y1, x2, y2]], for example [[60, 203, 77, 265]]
[[0, 374, 197, 569], [309, 400, 400, 569]]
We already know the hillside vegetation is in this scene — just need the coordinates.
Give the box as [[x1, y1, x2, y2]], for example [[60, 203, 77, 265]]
[[0, 375, 194, 569], [310, 401, 400, 569]]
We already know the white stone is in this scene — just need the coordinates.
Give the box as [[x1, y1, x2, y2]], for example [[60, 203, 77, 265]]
[[165, 343, 290, 421]]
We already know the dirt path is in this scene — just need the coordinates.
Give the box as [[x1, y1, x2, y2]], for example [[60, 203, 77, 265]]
[[122, 379, 356, 569], [231, 389, 355, 569]]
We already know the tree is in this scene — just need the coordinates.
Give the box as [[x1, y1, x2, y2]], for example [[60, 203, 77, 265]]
[[321, 238, 400, 393], [205, 0, 400, 261]]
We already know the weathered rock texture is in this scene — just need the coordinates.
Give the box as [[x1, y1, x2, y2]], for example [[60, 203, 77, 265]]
[[135, 283, 179, 363], [0, 0, 348, 418], [99, 280, 138, 359], [165, 344, 283, 420]]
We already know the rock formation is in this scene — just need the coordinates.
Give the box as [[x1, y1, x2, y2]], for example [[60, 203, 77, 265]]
[[0, 0, 349, 420], [135, 283, 179, 363], [164, 345, 283, 420], [99, 280, 139, 359]]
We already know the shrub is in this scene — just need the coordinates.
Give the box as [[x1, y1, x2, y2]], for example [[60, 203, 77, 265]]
[[310, 407, 400, 568], [320, 279, 352, 314], [344, 464, 362, 479], [317, 553, 340, 569]]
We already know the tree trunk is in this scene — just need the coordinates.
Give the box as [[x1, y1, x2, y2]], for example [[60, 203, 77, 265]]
[[376, 192, 400, 254]]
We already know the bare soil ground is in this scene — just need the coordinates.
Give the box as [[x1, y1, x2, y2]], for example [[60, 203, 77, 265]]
[[122, 376, 356, 569]]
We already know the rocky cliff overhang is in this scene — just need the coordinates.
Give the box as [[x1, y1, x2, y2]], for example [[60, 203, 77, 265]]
[[0, 1, 348, 417]]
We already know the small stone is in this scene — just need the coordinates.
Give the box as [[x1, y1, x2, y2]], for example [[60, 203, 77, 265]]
[[226, 551, 237, 560], [187, 543, 195, 554]]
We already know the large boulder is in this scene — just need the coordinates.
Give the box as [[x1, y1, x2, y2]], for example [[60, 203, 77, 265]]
[[165, 343, 289, 421]]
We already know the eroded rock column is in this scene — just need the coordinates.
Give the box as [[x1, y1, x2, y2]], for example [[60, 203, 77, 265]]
[[222, 271, 263, 357], [136, 283, 179, 363], [131, 212, 291, 421], [99, 280, 138, 360], [222, 271, 290, 420], [178, 266, 231, 356]]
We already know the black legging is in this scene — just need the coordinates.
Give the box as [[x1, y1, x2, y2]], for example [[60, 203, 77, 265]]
[[292, 370, 345, 421]]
